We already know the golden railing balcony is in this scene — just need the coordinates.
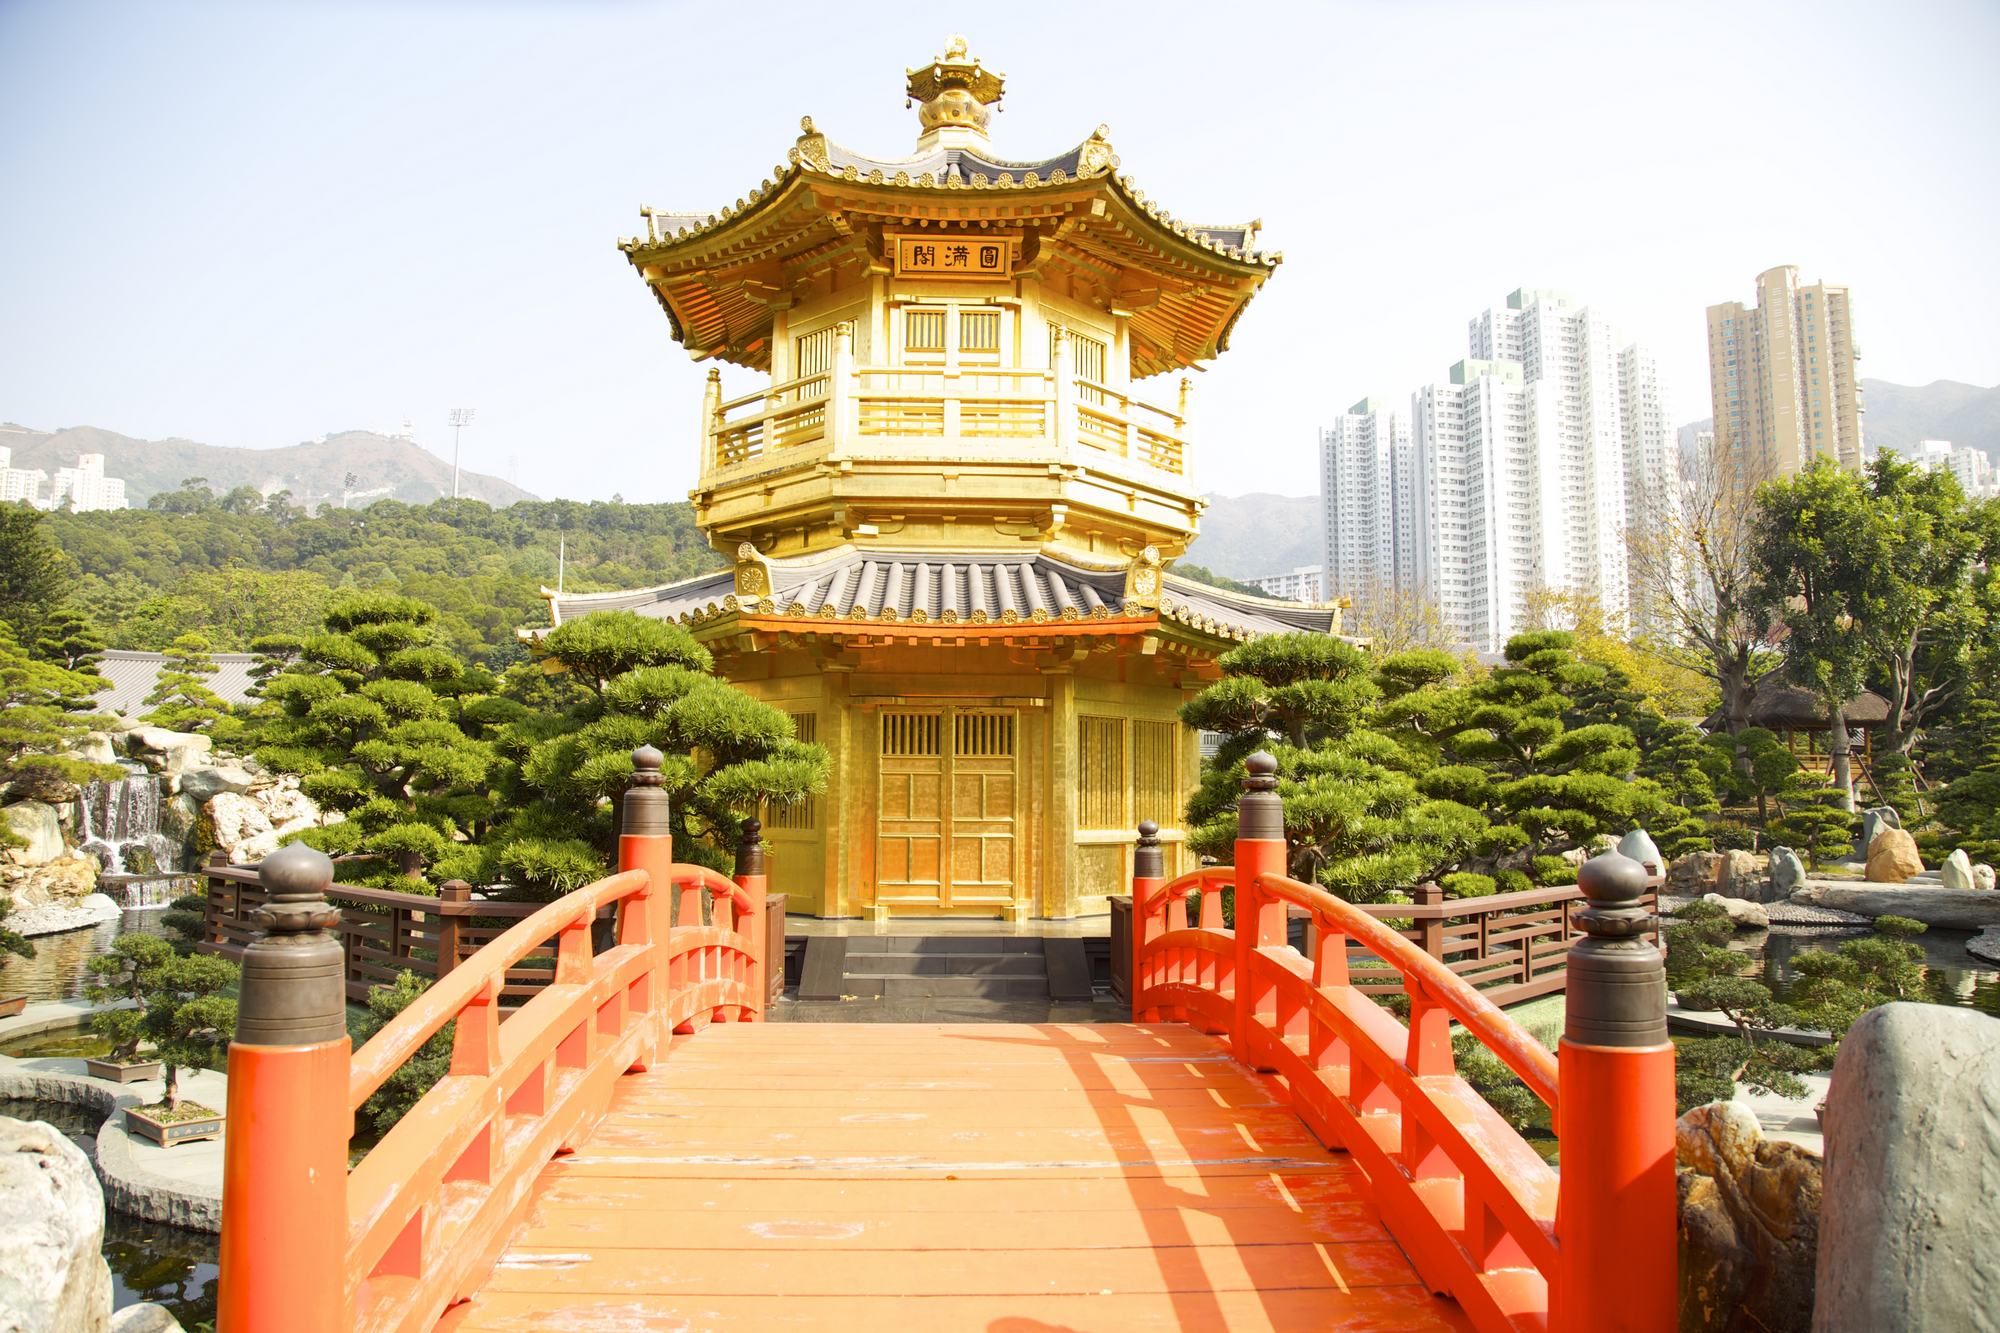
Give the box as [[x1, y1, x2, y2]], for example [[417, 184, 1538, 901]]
[[701, 351, 1191, 484]]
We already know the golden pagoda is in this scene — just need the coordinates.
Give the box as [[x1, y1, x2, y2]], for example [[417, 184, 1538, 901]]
[[550, 38, 1338, 920]]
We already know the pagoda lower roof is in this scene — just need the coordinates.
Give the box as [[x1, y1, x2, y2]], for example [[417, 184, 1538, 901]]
[[538, 549, 1338, 644]]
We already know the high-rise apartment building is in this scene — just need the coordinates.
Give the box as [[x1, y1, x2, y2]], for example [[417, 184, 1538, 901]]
[[1706, 265, 1863, 481], [1243, 565, 1327, 602], [0, 447, 48, 505], [45, 453, 128, 512], [1318, 398, 1417, 624]]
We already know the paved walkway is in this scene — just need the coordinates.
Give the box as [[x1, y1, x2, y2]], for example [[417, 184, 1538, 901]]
[[444, 1023, 1469, 1331]]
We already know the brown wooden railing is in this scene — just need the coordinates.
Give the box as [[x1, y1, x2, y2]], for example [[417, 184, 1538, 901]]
[[195, 855, 552, 1006], [1111, 874, 1658, 1010]]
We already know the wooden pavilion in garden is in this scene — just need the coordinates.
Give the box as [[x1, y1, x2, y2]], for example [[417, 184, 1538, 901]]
[[538, 37, 1342, 920]]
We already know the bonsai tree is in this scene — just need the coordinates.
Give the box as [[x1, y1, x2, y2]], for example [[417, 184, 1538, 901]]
[[1768, 772, 1856, 870], [87, 933, 237, 1111]]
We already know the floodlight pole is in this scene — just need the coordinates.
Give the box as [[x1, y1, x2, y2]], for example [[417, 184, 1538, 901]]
[[449, 407, 477, 498]]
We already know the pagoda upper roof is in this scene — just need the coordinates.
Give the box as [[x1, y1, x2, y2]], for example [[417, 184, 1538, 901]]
[[619, 54, 1278, 378]]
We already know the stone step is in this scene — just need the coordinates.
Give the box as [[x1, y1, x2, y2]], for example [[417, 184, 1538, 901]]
[[842, 953, 1047, 977], [840, 974, 1056, 1001], [842, 936, 1045, 956]]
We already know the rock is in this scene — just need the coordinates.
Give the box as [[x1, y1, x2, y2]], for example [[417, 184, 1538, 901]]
[[178, 764, 257, 803], [0, 801, 64, 867], [160, 793, 200, 844], [1970, 928, 2000, 966], [206, 781, 324, 864], [1815, 1004, 2000, 1332], [109, 1304, 186, 1332], [1863, 827, 1924, 884], [1701, 892, 1770, 930], [1768, 846, 1807, 898], [70, 732, 118, 766], [1939, 848, 1976, 891], [1858, 805, 1902, 856], [0, 854, 99, 910], [0, 1117, 113, 1332], [1976, 864, 1997, 892], [2, 891, 121, 938], [1676, 1100, 1820, 1333], [1787, 881, 2000, 930], [1668, 850, 1725, 894], [1718, 849, 1774, 904], [126, 728, 212, 784]]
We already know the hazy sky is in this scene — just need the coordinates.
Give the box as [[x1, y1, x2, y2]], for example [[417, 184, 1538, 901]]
[[2, 0, 1996, 504]]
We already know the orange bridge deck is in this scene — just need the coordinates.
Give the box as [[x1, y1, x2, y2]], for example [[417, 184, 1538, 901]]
[[440, 1022, 1471, 1332]]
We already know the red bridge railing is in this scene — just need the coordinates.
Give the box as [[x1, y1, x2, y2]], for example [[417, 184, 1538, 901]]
[[1132, 753, 1676, 1333], [215, 746, 769, 1333]]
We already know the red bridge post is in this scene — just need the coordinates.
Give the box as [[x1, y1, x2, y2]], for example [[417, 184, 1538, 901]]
[[1231, 752, 1286, 1068], [618, 746, 674, 1053], [1554, 848, 1677, 1332], [1129, 820, 1163, 1021], [217, 843, 351, 1333]]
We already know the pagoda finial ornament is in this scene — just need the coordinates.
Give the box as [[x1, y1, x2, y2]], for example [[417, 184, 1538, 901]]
[[906, 35, 1005, 151]]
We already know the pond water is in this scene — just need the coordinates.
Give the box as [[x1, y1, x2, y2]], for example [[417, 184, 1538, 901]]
[[1726, 925, 2000, 1014], [0, 907, 171, 1001], [0, 1098, 218, 1328]]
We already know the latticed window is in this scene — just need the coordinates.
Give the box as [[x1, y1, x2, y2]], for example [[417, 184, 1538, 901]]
[[954, 710, 1014, 758], [959, 309, 1000, 354], [882, 710, 942, 757], [793, 327, 833, 383], [905, 308, 946, 354], [1078, 715, 1125, 830], [1052, 325, 1108, 404], [763, 712, 818, 830], [1133, 720, 1176, 830]]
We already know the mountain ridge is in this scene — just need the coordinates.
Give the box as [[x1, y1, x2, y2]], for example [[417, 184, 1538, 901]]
[[0, 421, 537, 508]]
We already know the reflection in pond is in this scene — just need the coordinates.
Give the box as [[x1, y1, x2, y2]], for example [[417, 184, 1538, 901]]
[[0, 1098, 219, 1327], [1727, 925, 2000, 1014], [0, 908, 169, 1002]]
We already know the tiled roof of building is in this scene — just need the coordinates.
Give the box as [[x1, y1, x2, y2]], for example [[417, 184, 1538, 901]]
[[541, 551, 1338, 643], [90, 649, 261, 719]]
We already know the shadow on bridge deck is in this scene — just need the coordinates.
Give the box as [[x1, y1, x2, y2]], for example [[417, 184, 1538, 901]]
[[439, 1022, 1469, 1331]]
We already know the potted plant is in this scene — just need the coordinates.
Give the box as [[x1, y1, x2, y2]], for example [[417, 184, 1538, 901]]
[[89, 933, 237, 1143], [84, 935, 167, 1083]]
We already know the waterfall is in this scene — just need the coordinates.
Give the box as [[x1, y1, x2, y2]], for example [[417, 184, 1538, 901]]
[[75, 772, 182, 896]]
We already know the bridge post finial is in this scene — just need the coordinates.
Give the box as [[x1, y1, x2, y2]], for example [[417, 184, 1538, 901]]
[[1133, 820, 1162, 880], [1232, 752, 1288, 1066], [735, 816, 766, 880], [623, 744, 671, 837], [1553, 848, 1675, 1332], [218, 841, 351, 1332]]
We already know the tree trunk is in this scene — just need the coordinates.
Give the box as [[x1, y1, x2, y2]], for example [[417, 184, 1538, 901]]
[[1826, 701, 1855, 812]]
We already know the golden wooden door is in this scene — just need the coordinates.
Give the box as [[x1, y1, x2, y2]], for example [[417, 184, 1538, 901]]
[[947, 710, 1018, 910], [874, 706, 1020, 912], [876, 710, 945, 907]]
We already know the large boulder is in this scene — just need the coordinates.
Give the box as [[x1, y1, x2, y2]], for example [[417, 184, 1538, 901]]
[[0, 1117, 113, 1332], [1719, 849, 1773, 904], [1788, 881, 2000, 931], [1768, 846, 1807, 898], [160, 793, 201, 845], [1701, 892, 1770, 931], [1815, 1004, 2000, 1331], [125, 728, 212, 785], [1863, 827, 1924, 884], [205, 779, 324, 864], [1976, 864, 1997, 893], [0, 801, 64, 867], [69, 732, 118, 766], [178, 764, 258, 804], [1668, 850, 1725, 894], [0, 853, 98, 909], [1938, 848, 1975, 891], [1677, 1100, 1820, 1333]]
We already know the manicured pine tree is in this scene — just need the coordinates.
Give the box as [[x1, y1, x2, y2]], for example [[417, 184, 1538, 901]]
[[32, 608, 107, 676], [1768, 771, 1857, 870], [144, 631, 228, 731], [0, 621, 123, 802], [492, 611, 829, 892], [1180, 635, 1485, 903]]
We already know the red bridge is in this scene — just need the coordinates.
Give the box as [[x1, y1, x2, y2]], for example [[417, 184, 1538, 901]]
[[215, 751, 1676, 1332]]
